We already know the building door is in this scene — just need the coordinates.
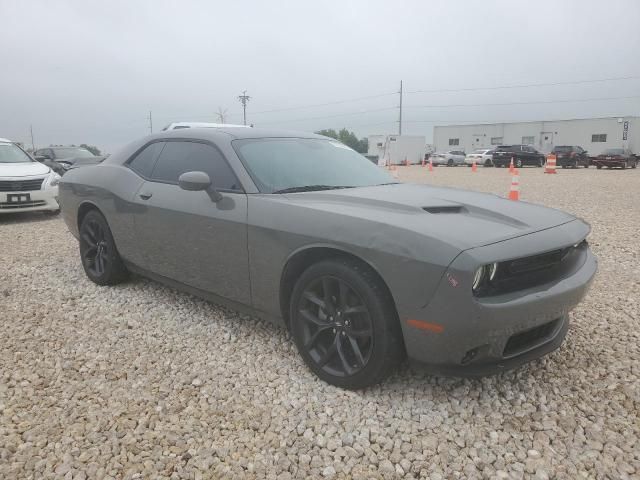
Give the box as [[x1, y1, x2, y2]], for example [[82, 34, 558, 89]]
[[540, 132, 554, 153], [472, 134, 484, 149]]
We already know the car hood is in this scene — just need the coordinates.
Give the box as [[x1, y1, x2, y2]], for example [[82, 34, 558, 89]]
[[283, 183, 578, 251], [0, 162, 50, 178]]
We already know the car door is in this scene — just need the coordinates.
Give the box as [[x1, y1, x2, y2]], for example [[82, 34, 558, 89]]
[[131, 139, 251, 304]]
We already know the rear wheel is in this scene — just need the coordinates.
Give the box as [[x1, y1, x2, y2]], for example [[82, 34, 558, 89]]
[[447, 159, 454, 167], [484, 159, 492, 167], [79, 210, 128, 285], [290, 259, 403, 389], [516, 158, 523, 168]]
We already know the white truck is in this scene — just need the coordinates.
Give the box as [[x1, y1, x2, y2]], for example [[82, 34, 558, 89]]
[[367, 135, 426, 166]]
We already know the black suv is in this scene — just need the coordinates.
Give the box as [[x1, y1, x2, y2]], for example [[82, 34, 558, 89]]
[[492, 145, 546, 168], [552, 145, 589, 168]]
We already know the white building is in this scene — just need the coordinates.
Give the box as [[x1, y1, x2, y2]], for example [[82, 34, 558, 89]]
[[433, 116, 639, 156], [367, 134, 426, 165]]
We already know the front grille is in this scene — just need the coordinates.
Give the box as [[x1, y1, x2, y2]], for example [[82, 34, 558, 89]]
[[503, 319, 560, 357], [0, 200, 47, 209], [476, 240, 588, 297], [0, 178, 44, 192]]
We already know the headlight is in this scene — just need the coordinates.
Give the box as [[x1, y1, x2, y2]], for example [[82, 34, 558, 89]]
[[47, 172, 61, 187], [472, 267, 484, 291], [472, 262, 499, 292]]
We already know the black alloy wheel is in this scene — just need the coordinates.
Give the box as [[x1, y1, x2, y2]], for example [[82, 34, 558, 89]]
[[79, 210, 128, 285], [291, 259, 403, 388], [297, 276, 373, 378], [516, 158, 523, 168]]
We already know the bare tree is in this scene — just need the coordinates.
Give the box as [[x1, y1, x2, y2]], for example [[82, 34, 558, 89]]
[[216, 107, 228, 124]]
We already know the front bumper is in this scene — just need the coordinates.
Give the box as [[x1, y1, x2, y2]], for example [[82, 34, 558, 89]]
[[0, 186, 59, 213], [398, 220, 597, 376], [594, 159, 625, 167]]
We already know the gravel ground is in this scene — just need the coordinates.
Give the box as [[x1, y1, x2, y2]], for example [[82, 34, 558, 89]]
[[1, 167, 638, 479]]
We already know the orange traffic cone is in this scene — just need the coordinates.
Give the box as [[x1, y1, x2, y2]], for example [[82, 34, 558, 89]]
[[544, 154, 557, 174], [508, 168, 520, 201], [509, 157, 515, 173], [471, 161, 477, 172], [429, 159, 434, 172]]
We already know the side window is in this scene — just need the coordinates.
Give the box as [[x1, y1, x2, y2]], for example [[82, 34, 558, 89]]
[[151, 141, 242, 191], [128, 142, 165, 178]]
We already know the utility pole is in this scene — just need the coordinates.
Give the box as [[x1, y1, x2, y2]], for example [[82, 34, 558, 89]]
[[148, 111, 153, 133], [398, 80, 403, 136], [30, 125, 35, 151], [238, 90, 251, 125]]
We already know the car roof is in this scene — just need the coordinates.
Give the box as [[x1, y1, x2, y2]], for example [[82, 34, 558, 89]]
[[0, 137, 13, 143], [163, 121, 251, 130], [150, 127, 328, 141]]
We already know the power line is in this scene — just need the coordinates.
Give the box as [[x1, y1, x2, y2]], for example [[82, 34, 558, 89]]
[[404, 95, 640, 109], [405, 75, 640, 95], [258, 106, 397, 125], [248, 92, 397, 116]]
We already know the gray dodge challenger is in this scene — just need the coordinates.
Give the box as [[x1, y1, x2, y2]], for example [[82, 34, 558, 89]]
[[59, 127, 597, 388]]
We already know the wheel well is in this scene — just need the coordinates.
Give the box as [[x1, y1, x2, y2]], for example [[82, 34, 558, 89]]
[[77, 202, 101, 231], [279, 247, 397, 329]]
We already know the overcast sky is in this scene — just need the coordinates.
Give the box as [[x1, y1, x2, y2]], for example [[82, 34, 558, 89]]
[[1, 0, 639, 153]]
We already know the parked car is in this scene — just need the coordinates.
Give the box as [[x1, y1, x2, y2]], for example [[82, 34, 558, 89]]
[[59, 128, 596, 389], [162, 122, 249, 131], [593, 148, 637, 169], [492, 145, 546, 168], [34, 146, 104, 172], [0, 138, 61, 214], [430, 150, 466, 166], [464, 148, 495, 167], [552, 146, 590, 168]]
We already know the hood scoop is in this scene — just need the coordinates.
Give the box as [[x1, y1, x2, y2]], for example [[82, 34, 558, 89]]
[[423, 205, 465, 214]]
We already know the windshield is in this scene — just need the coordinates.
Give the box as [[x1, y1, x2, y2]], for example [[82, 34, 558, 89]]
[[54, 147, 94, 159], [602, 148, 624, 155], [553, 146, 573, 153], [233, 138, 394, 193], [0, 143, 34, 163], [472, 149, 490, 154]]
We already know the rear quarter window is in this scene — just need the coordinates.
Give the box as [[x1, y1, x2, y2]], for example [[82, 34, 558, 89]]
[[128, 142, 165, 178]]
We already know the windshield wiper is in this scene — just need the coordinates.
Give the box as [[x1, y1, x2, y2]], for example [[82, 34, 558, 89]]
[[273, 185, 355, 194]]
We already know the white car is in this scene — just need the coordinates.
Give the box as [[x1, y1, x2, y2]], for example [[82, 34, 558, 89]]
[[464, 148, 495, 167], [0, 138, 61, 214], [430, 150, 466, 166], [162, 122, 250, 131]]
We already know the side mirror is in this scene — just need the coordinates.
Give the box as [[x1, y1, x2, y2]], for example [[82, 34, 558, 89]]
[[178, 171, 222, 202], [34, 155, 47, 162]]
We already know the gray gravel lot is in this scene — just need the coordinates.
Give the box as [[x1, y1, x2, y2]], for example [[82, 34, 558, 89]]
[[1, 167, 639, 479]]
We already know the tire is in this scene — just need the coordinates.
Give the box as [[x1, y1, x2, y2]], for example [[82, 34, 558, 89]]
[[632, 161, 637, 169], [447, 159, 453, 167], [597, 165, 602, 169], [537, 159, 544, 168], [79, 210, 128, 285], [515, 158, 523, 168], [290, 258, 404, 389], [573, 160, 579, 169], [561, 165, 567, 169], [484, 159, 492, 167]]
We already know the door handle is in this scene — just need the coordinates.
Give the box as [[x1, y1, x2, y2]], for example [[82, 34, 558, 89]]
[[139, 192, 153, 200]]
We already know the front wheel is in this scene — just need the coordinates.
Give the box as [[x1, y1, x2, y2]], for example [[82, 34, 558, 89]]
[[516, 159, 523, 168], [290, 259, 404, 389], [79, 210, 128, 285], [447, 159, 454, 167]]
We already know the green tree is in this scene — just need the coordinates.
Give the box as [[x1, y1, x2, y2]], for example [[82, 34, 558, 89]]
[[80, 144, 101, 156], [315, 128, 368, 153], [315, 129, 338, 140]]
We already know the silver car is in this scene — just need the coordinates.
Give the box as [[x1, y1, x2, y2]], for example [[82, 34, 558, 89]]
[[430, 150, 466, 166], [59, 128, 597, 388]]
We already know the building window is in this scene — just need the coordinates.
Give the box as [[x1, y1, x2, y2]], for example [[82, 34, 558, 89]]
[[491, 137, 503, 145], [591, 134, 607, 142], [448, 138, 459, 146], [522, 136, 535, 145]]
